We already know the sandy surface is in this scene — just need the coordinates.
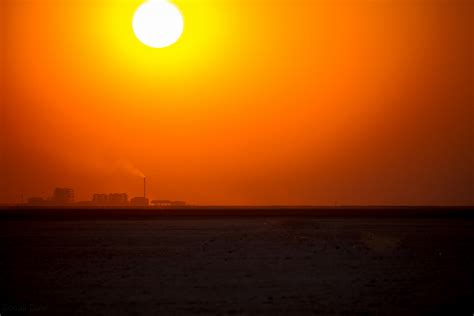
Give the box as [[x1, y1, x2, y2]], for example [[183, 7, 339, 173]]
[[1, 217, 473, 315]]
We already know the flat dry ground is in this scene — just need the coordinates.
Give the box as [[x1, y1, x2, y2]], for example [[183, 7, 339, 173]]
[[1, 217, 473, 315]]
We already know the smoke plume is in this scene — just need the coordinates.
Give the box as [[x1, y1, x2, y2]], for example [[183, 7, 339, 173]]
[[114, 159, 145, 178]]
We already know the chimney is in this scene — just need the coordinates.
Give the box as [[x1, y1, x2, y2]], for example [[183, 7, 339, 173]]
[[144, 177, 147, 198]]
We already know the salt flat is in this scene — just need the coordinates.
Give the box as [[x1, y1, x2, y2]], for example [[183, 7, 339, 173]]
[[1, 217, 473, 315]]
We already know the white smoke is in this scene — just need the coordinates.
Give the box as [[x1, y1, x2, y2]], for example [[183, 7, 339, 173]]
[[114, 159, 145, 178]]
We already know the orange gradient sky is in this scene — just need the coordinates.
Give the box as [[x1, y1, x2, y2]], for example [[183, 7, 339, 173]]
[[1, 0, 473, 205]]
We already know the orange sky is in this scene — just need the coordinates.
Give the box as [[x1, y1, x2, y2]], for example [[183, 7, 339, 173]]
[[1, 0, 473, 205]]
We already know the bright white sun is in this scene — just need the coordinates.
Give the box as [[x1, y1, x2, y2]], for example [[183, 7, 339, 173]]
[[132, 0, 184, 48]]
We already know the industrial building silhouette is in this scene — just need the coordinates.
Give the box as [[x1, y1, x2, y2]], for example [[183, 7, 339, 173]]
[[25, 179, 186, 207]]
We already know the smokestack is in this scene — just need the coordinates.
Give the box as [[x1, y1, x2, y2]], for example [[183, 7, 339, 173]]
[[144, 177, 147, 198]]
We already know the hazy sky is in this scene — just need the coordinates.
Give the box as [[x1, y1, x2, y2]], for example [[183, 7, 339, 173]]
[[1, 0, 472, 205]]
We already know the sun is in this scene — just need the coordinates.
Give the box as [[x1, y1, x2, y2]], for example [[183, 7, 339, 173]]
[[132, 0, 184, 48]]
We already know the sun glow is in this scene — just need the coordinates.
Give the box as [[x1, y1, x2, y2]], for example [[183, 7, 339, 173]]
[[132, 0, 184, 48]]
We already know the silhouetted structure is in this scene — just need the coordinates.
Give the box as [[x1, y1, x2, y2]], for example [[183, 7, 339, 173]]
[[144, 177, 147, 199], [170, 201, 186, 206], [21, 179, 189, 208], [108, 193, 128, 206], [130, 197, 149, 206], [151, 200, 186, 207], [52, 188, 74, 204], [92, 194, 108, 205], [27, 197, 46, 205], [151, 200, 171, 206]]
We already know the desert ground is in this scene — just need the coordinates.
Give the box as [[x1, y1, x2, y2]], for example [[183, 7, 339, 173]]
[[1, 215, 473, 315]]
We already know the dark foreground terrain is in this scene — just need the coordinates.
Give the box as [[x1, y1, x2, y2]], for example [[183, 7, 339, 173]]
[[1, 211, 473, 315]]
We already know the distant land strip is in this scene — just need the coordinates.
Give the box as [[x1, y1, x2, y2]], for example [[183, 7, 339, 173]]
[[0, 205, 472, 219]]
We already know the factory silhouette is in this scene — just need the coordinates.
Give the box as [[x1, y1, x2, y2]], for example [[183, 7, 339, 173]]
[[26, 178, 186, 207]]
